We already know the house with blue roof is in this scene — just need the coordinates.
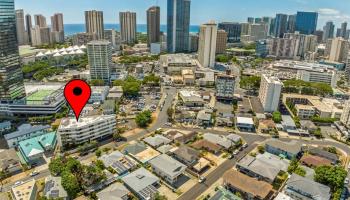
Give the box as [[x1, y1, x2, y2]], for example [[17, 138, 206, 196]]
[[18, 132, 57, 165]]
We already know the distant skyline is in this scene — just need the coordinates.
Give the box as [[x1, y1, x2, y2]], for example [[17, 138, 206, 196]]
[[15, 0, 350, 28]]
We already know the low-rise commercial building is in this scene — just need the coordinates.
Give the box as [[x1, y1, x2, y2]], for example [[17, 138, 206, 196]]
[[160, 54, 197, 74], [179, 90, 205, 107], [236, 117, 255, 132], [57, 115, 116, 146], [149, 154, 187, 185], [89, 86, 110, 103], [11, 179, 37, 200], [283, 93, 342, 119]]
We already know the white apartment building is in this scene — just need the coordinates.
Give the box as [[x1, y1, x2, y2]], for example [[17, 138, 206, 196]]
[[198, 21, 217, 68], [341, 100, 350, 128], [297, 69, 337, 88], [87, 40, 112, 84], [258, 74, 283, 113], [327, 37, 349, 63], [57, 115, 116, 146], [89, 86, 110, 103], [215, 74, 235, 100]]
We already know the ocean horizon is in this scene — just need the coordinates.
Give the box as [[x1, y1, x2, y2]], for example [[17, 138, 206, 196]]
[[64, 24, 200, 36]]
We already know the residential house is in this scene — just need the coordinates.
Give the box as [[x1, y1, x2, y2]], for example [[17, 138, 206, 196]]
[[236, 117, 255, 132], [192, 139, 222, 154], [226, 134, 242, 144], [0, 149, 22, 175], [309, 147, 339, 164], [44, 176, 68, 200], [300, 120, 318, 133], [122, 167, 160, 200], [11, 179, 37, 200], [97, 182, 130, 200], [265, 139, 303, 159], [197, 109, 213, 126], [123, 141, 160, 164], [148, 154, 187, 185], [258, 120, 276, 134], [203, 133, 235, 150], [99, 150, 137, 175], [236, 152, 289, 183], [209, 186, 242, 200], [0, 121, 11, 134], [5, 124, 50, 148], [223, 170, 274, 200], [285, 173, 331, 200], [163, 129, 197, 144], [143, 135, 172, 148], [300, 155, 332, 168], [18, 132, 57, 165], [171, 146, 200, 167]]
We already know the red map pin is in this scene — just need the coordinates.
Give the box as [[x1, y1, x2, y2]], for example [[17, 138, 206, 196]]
[[64, 79, 91, 121]]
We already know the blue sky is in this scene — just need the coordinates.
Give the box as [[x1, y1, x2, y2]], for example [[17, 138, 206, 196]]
[[15, 0, 350, 28]]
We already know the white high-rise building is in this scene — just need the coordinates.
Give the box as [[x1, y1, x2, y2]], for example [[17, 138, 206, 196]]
[[87, 40, 113, 84], [327, 37, 349, 63], [50, 13, 64, 43], [15, 9, 28, 45], [119, 11, 137, 45], [30, 26, 42, 46], [198, 21, 217, 68], [284, 32, 317, 59], [341, 101, 350, 128], [57, 115, 116, 146], [258, 74, 283, 113]]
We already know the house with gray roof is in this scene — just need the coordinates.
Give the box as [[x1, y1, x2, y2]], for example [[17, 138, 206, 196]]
[[97, 182, 129, 200], [122, 167, 160, 200], [5, 124, 50, 148], [203, 133, 235, 150], [285, 173, 331, 200], [143, 135, 172, 148], [44, 176, 68, 200], [265, 139, 303, 159], [226, 134, 242, 144], [148, 154, 187, 185], [236, 152, 290, 183], [0, 149, 22, 176], [171, 146, 200, 167], [99, 150, 137, 175]]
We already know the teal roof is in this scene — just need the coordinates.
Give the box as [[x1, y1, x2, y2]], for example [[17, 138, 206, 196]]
[[18, 132, 57, 163], [38, 132, 56, 148]]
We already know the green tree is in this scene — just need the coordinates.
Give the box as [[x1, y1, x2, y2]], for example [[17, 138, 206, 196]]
[[61, 170, 80, 198], [90, 79, 105, 86], [272, 111, 282, 123], [240, 76, 261, 91], [287, 158, 299, 174], [95, 149, 102, 157], [167, 107, 174, 121], [143, 74, 160, 86], [257, 145, 265, 154], [314, 165, 347, 198], [135, 110, 152, 127], [155, 193, 168, 200], [95, 160, 105, 170], [215, 54, 229, 63], [294, 166, 306, 177], [49, 157, 64, 175]]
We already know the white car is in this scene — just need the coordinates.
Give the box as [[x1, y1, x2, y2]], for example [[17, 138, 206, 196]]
[[30, 171, 39, 176], [242, 143, 248, 148], [198, 176, 206, 183], [344, 178, 349, 185], [233, 150, 240, 155], [14, 181, 23, 186]]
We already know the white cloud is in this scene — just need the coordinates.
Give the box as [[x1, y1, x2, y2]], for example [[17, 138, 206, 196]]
[[318, 8, 340, 16]]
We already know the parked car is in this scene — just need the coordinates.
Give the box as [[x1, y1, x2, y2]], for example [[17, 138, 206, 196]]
[[242, 143, 248, 148], [198, 176, 206, 183], [30, 171, 39, 177], [14, 181, 23, 186]]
